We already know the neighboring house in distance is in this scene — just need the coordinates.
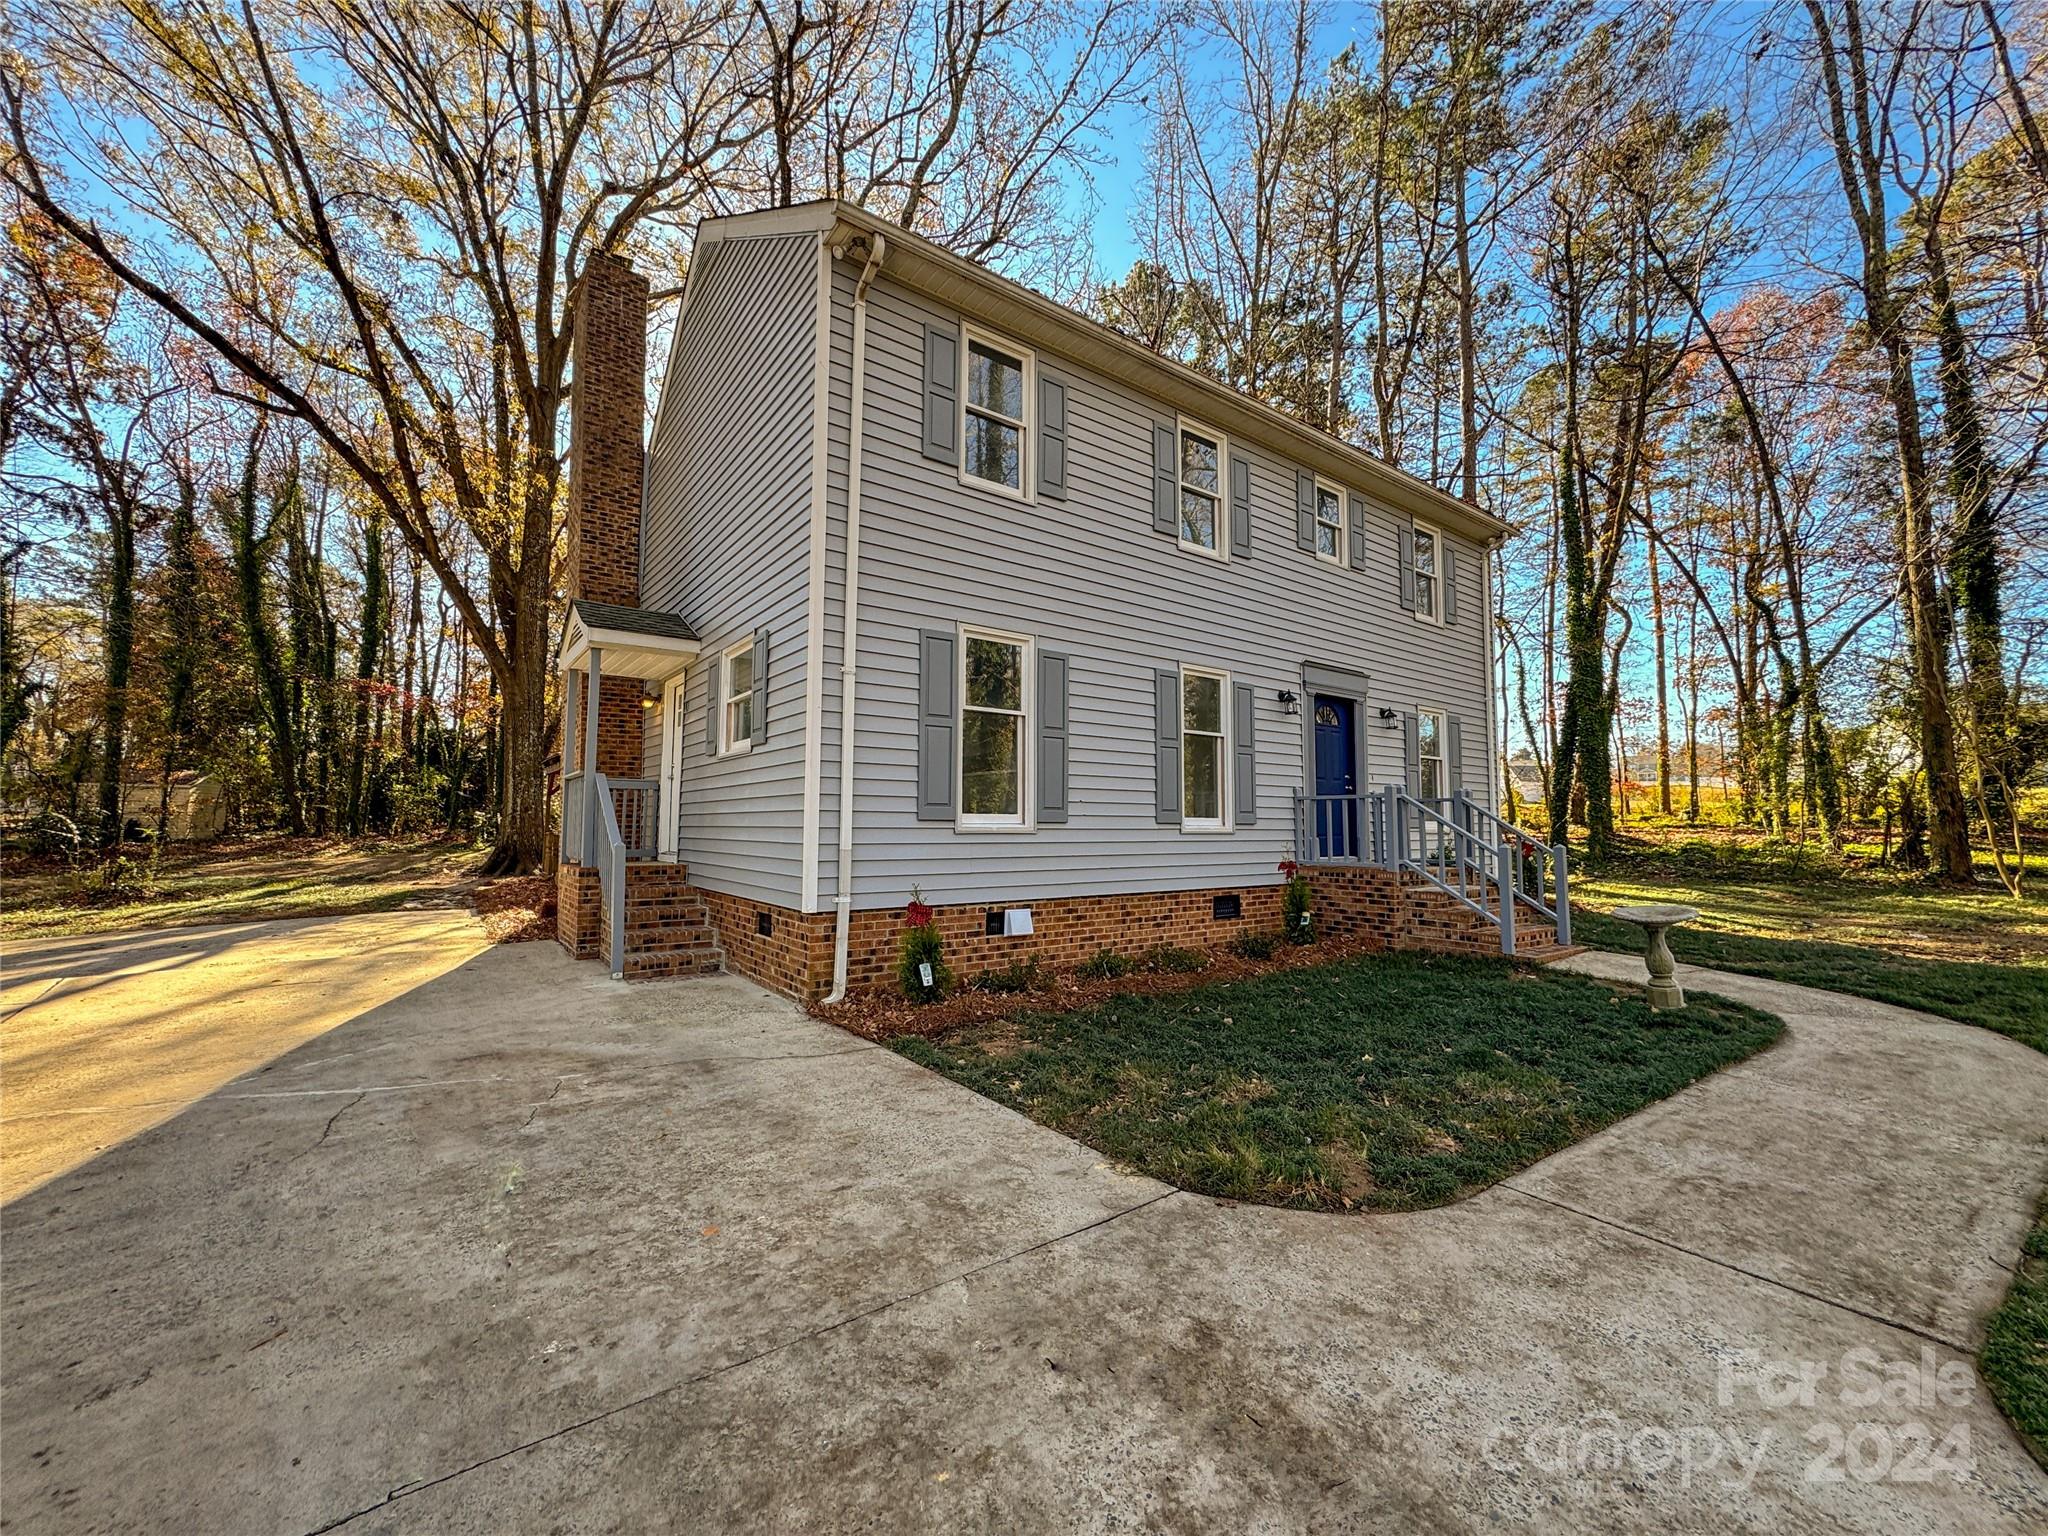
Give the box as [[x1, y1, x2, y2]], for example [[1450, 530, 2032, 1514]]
[[555, 200, 1571, 999]]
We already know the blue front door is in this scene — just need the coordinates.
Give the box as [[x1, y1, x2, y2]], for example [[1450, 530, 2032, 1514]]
[[1314, 695, 1359, 859]]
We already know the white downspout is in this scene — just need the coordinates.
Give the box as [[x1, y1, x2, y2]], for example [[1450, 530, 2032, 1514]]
[[824, 231, 884, 1004]]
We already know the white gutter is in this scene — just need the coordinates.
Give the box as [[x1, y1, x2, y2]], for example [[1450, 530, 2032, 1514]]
[[824, 231, 885, 1004]]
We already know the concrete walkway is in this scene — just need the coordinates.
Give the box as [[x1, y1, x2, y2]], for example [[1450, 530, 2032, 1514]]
[[1, 925, 2043, 1533], [0, 912, 489, 1203]]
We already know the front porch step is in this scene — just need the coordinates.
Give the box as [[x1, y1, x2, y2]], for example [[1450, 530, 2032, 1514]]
[[593, 862, 728, 982], [1395, 875, 1564, 958]]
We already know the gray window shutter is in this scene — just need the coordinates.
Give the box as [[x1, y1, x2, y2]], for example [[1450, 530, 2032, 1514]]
[[1442, 545, 1459, 625], [1154, 668, 1182, 824], [750, 628, 769, 741], [1448, 715, 1464, 790], [1348, 493, 1367, 570], [921, 324, 958, 465], [1402, 711, 1420, 795], [705, 657, 718, 757], [1152, 423, 1176, 535], [1295, 469, 1315, 551], [1397, 524, 1417, 612], [1232, 681, 1256, 826], [1037, 650, 1069, 823], [1039, 375, 1068, 501], [1229, 455, 1251, 557], [916, 629, 957, 820]]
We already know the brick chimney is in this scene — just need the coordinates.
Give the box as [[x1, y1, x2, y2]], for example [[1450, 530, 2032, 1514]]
[[566, 251, 650, 607]]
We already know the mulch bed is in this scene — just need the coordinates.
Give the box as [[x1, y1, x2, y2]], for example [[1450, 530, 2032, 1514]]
[[816, 933, 1407, 1042], [469, 875, 555, 944]]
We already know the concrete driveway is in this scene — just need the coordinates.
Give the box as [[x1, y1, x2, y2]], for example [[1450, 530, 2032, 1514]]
[[2, 921, 2044, 1534]]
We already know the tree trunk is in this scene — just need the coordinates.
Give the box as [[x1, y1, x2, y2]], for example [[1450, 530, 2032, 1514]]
[[96, 497, 136, 847], [346, 515, 385, 835], [1926, 209, 2014, 826], [1647, 534, 1672, 816]]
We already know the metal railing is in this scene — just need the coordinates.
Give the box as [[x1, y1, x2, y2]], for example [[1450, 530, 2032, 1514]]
[[1445, 789, 1571, 946], [593, 772, 628, 978], [606, 777, 659, 860], [1290, 784, 1570, 956], [562, 771, 587, 865], [563, 773, 658, 868], [1292, 790, 1387, 866]]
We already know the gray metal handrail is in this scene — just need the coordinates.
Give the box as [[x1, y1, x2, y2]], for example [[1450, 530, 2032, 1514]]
[[593, 771, 628, 978], [1392, 790, 1515, 953], [562, 771, 586, 865], [1291, 790, 1387, 866], [605, 777, 659, 860], [1448, 789, 1571, 946]]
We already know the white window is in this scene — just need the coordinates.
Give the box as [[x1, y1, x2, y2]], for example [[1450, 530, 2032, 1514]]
[[1314, 479, 1345, 565], [1177, 420, 1226, 556], [1182, 666, 1229, 830], [719, 640, 756, 753], [960, 628, 1032, 826], [1412, 520, 1442, 621], [1418, 707, 1447, 802], [962, 329, 1031, 498]]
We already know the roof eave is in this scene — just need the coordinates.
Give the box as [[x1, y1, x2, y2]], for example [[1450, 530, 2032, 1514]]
[[822, 204, 1509, 545]]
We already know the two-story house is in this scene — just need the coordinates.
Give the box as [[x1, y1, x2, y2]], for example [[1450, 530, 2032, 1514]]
[[554, 200, 1570, 999]]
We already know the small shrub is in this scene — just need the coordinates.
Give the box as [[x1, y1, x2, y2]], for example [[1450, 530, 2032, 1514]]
[[1144, 944, 1209, 974], [976, 956, 1050, 994], [73, 849, 160, 907], [1229, 929, 1279, 960], [1279, 861, 1315, 945], [1077, 948, 1132, 980], [897, 887, 952, 1003]]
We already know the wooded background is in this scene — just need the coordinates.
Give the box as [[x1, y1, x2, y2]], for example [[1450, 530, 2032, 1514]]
[[3, 0, 2042, 889]]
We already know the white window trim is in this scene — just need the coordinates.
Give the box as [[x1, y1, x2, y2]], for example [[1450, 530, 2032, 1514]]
[[958, 325, 1034, 503], [957, 624, 1035, 831], [1313, 476, 1347, 568], [1175, 416, 1229, 562], [1180, 663, 1231, 833], [1411, 517, 1444, 625], [1417, 704, 1449, 802], [659, 671, 687, 856], [718, 639, 756, 756]]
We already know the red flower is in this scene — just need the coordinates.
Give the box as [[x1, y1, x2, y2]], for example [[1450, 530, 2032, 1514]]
[[905, 900, 934, 928], [1277, 860, 1299, 879]]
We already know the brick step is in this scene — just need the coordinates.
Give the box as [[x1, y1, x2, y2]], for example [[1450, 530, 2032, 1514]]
[[1516, 942, 1586, 963], [624, 948, 725, 980]]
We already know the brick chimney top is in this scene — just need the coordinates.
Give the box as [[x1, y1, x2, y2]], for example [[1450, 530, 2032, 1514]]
[[565, 251, 650, 609]]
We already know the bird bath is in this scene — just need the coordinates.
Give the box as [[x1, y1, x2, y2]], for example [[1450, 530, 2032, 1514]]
[[1611, 904, 1700, 1012]]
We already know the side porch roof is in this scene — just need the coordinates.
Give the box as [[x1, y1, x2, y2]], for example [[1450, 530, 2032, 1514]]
[[558, 600, 700, 681]]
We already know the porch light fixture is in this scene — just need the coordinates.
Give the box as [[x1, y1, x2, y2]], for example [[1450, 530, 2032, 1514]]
[[1276, 689, 1300, 715], [1378, 706, 1397, 725], [639, 690, 657, 710]]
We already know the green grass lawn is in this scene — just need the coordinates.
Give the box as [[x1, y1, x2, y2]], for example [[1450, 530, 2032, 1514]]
[[1, 834, 485, 939], [1984, 1194, 2048, 1469], [1572, 842, 2048, 1054], [895, 950, 1782, 1212]]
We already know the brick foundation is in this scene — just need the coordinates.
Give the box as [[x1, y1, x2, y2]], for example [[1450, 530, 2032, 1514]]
[[556, 863, 600, 959], [560, 864, 1562, 999]]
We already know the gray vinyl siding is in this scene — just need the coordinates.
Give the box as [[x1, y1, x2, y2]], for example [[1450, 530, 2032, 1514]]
[[641, 231, 819, 907], [824, 270, 1493, 911]]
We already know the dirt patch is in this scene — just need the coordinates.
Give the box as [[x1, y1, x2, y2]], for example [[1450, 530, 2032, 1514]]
[[470, 875, 555, 944], [1319, 1143, 1377, 1207], [818, 934, 1404, 1041]]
